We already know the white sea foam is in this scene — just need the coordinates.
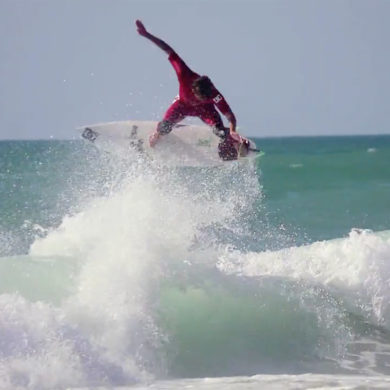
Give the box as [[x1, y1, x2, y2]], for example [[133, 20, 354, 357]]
[[218, 229, 390, 326], [0, 163, 259, 388], [0, 294, 85, 389]]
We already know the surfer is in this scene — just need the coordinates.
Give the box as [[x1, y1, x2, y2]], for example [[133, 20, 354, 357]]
[[136, 20, 249, 160]]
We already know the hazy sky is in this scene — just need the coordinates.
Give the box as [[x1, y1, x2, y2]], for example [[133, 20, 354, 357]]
[[1, 0, 389, 139]]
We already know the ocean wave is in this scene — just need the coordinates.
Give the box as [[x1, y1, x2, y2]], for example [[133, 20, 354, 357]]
[[0, 155, 389, 388], [217, 229, 390, 327]]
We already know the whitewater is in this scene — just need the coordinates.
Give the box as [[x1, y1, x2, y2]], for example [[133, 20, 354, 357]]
[[0, 136, 389, 389]]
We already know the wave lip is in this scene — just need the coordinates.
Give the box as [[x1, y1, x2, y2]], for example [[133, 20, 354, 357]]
[[218, 229, 390, 326]]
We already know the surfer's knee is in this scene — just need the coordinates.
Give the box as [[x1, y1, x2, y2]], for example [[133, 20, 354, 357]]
[[157, 120, 174, 135]]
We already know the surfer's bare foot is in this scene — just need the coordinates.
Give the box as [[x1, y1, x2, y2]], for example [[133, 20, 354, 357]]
[[149, 130, 160, 147]]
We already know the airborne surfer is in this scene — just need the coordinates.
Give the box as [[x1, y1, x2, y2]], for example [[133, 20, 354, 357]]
[[136, 20, 249, 160]]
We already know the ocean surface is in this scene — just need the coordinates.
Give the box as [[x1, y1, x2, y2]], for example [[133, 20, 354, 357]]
[[0, 135, 389, 389]]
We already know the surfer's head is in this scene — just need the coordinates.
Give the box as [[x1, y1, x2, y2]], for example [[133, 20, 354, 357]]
[[192, 76, 214, 100]]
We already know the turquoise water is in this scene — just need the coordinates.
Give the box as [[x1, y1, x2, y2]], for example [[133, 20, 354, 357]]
[[0, 136, 389, 389], [259, 135, 390, 242]]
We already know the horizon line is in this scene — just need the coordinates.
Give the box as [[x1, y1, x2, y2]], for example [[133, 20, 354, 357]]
[[1, 133, 390, 142]]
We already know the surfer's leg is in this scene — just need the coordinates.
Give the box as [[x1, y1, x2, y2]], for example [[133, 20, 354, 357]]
[[198, 105, 228, 140], [150, 99, 187, 147]]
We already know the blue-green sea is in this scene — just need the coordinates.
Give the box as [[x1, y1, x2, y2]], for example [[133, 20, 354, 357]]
[[0, 135, 390, 389]]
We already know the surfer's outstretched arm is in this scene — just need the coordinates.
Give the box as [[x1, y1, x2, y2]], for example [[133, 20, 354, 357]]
[[136, 20, 175, 56], [136, 20, 192, 77]]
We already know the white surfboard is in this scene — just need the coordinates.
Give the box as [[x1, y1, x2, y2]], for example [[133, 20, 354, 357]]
[[77, 120, 261, 167]]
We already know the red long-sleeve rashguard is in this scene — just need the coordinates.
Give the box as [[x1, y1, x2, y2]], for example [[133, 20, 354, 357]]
[[161, 51, 236, 128]]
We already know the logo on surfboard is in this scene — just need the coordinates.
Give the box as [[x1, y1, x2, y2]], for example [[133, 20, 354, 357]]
[[82, 128, 99, 142], [128, 125, 144, 152]]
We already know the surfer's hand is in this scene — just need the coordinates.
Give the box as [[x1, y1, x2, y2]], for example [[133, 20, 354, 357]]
[[136, 20, 148, 36], [230, 131, 243, 144], [149, 130, 160, 147]]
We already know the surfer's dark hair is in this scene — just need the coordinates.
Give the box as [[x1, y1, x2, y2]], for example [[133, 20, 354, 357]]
[[192, 76, 214, 98]]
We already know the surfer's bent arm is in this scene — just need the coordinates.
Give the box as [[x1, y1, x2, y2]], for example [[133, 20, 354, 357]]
[[213, 93, 237, 133], [226, 112, 237, 134], [136, 20, 191, 76]]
